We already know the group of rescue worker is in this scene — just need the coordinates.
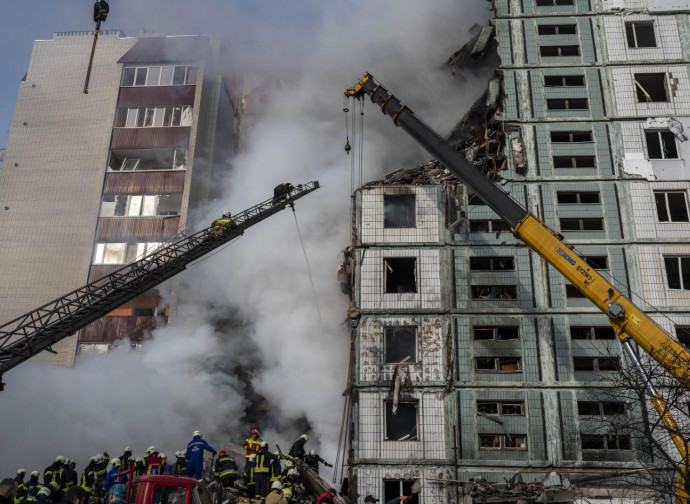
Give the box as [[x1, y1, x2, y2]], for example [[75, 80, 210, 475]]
[[216, 428, 332, 504], [5, 431, 217, 504]]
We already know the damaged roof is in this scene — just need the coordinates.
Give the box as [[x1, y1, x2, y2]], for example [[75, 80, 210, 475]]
[[118, 36, 212, 64]]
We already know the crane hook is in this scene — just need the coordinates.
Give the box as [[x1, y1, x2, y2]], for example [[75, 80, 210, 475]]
[[344, 137, 351, 155]]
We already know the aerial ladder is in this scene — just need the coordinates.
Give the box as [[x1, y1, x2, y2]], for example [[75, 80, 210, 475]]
[[0, 181, 320, 387], [346, 72, 690, 501]]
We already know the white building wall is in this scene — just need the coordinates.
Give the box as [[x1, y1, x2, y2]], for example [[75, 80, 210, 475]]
[[609, 66, 690, 117], [353, 466, 452, 504], [602, 15, 683, 62]]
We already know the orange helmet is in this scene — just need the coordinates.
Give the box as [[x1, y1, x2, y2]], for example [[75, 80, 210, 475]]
[[251, 429, 259, 436]]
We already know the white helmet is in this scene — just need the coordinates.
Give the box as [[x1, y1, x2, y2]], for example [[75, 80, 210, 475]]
[[56, 456, 66, 463], [146, 446, 156, 455], [284, 461, 293, 468], [300, 434, 308, 442], [283, 488, 293, 499], [110, 458, 121, 466], [309, 450, 315, 456], [124, 447, 133, 453], [287, 468, 298, 478], [271, 481, 283, 490], [160, 453, 166, 459], [30, 471, 39, 477], [193, 430, 202, 438]]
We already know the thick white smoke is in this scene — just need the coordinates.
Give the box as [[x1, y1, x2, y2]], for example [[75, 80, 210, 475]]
[[0, 0, 491, 478]]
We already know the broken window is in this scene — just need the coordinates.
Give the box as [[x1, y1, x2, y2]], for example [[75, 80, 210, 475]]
[[573, 356, 620, 372], [655, 191, 689, 222], [582, 255, 608, 269], [473, 326, 519, 341], [560, 218, 605, 231], [384, 401, 418, 441], [101, 194, 178, 217], [676, 326, 690, 347], [108, 149, 188, 172], [477, 401, 525, 415], [626, 22, 656, 48], [132, 307, 156, 317], [550, 131, 592, 143], [553, 156, 596, 169], [664, 256, 690, 290], [566, 285, 586, 298], [475, 357, 522, 372], [384, 194, 416, 228], [479, 434, 527, 450], [557, 191, 600, 204], [121, 67, 136, 87], [540, 45, 580, 57], [471, 285, 518, 300], [384, 258, 417, 293], [544, 75, 585, 87], [578, 401, 626, 417], [384, 326, 417, 364], [646, 131, 679, 160], [114, 106, 193, 128], [547, 98, 588, 110], [121, 65, 197, 87], [538, 24, 577, 35], [93, 242, 127, 265], [581, 434, 631, 451], [469, 256, 515, 271], [570, 326, 616, 340], [469, 220, 511, 233], [635, 73, 668, 102], [536, 0, 574, 5], [383, 481, 415, 504]]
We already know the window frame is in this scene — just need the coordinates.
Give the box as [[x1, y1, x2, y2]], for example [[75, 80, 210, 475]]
[[383, 400, 419, 441], [635, 73, 668, 103], [544, 75, 585, 87], [538, 24, 578, 36], [383, 326, 418, 364], [573, 356, 621, 372], [539, 45, 580, 57], [550, 131, 593, 143], [664, 256, 690, 290], [645, 130, 679, 160], [625, 21, 656, 49], [471, 285, 518, 300], [559, 218, 605, 231], [121, 65, 199, 87], [570, 326, 616, 340], [383, 194, 416, 229], [654, 191, 689, 223], [478, 434, 528, 451], [475, 357, 523, 373], [556, 191, 601, 204], [472, 326, 520, 341], [383, 257, 418, 294], [477, 400, 525, 416], [469, 256, 515, 271]]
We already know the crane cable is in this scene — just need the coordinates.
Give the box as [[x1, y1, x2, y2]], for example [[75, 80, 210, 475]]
[[291, 206, 322, 325]]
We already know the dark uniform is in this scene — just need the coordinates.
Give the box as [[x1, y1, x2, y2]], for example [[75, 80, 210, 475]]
[[93, 1, 109, 24], [80, 462, 95, 501], [173, 457, 186, 476], [26, 476, 40, 498], [243, 457, 256, 498], [59, 465, 77, 493], [287, 439, 306, 460], [304, 453, 331, 475], [253, 448, 275, 498], [214, 454, 238, 487], [15, 481, 28, 504], [272, 183, 294, 205]]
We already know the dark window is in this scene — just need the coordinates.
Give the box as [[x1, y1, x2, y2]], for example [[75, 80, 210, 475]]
[[384, 194, 416, 228], [478, 434, 501, 449], [471, 285, 518, 300], [383, 481, 415, 504], [132, 307, 156, 317], [468, 194, 487, 205], [577, 401, 601, 416], [553, 156, 596, 169], [578, 401, 626, 417], [469, 220, 511, 233], [583, 434, 631, 451], [478, 401, 525, 416], [583, 256, 608, 269], [655, 191, 689, 222], [566, 285, 586, 298], [645, 131, 679, 159], [547, 98, 588, 110], [557, 191, 600, 204], [581, 434, 606, 450], [573, 356, 620, 371], [540, 45, 580, 57], [173, 66, 187, 86], [121, 67, 136, 87], [473, 326, 520, 341], [537, 0, 575, 4], [476, 357, 522, 372], [384, 326, 417, 364], [664, 256, 690, 290], [544, 75, 585, 87], [676, 326, 690, 347], [550, 131, 592, 142], [469, 256, 515, 271], [134, 68, 147, 86], [479, 434, 527, 450], [384, 401, 418, 441], [635, 73, 667, 102], [384, 258, 417, 293], [570, 326, 616, 340], [626, 22, 656, 48], [560, 218, 605, 231], [538, 24, 577, 35]]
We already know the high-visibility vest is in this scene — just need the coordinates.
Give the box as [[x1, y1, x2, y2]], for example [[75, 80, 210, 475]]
[[254, 453, 270, 474]]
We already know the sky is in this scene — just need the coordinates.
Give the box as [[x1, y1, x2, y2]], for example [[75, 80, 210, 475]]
[[0, 0, 492, 477]]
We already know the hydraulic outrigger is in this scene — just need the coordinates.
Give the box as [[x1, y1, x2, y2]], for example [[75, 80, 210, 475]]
[[346, 72, 690, 501], [0, 181, 320, 388]]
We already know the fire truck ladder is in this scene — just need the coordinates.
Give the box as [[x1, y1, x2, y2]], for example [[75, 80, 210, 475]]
[[0, 181, 320, 387]]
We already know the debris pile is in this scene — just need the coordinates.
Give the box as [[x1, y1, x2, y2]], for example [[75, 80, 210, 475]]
[[463, 472, 577, 503], [364, 160, 459, 188]]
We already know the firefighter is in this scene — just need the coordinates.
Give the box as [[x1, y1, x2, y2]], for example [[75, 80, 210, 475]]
[[243, 429, 262, 459], [102, 459, 126, 494], [92, 1, 109, 25], [14, 471, 28, 504], [253, 443, 274, 498], [118, 449, 132, 466], [265, 482, 286, 504], [173, 452, 186, 476], [185, 431, 216, 480], [316, 488, 336, 504], [79, 460, 95, 502], [43, 457, 65, 493], [287, 434, 308, 460], [159, 454, 169, 475], [272, 183, 294, 205], [58, 487, 85, 504], [134, 458, 144, 478], [304, 450, 332, 475], [214, 451, 238, 488], [25, 473, 40, 498], [269, 452, 282, 484], [35, 488, 51, 504], [59, 462, 77, 494], [282, 488, 293, 504], [280, 461, 293, 480], [144, 449, 162, 475], [243, 454, 256, 499]]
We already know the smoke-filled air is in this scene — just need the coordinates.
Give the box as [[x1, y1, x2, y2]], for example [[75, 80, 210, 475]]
[[0, 0, 491, 477]]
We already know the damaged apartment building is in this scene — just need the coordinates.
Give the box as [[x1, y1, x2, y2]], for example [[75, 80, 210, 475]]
[[342, 0, 690, 502]]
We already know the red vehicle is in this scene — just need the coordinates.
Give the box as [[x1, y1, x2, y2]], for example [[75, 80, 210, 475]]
[[123, 475, 213, 504]]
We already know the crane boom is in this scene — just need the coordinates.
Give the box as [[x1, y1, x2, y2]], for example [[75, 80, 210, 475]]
[[345, 73, 690, 388], [0, 181, 320, 384]]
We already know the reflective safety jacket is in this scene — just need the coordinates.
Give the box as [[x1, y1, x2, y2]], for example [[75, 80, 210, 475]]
[[253, 450, 274, 474], [243, 461, 255, 486], [215, 455, 238, 479], [185, 438, 216, 465], [243, 437, 262, 458], [93, 461, 108, 483], [14, 482, 28, 504], [43, 463, 62, 489], [287, 439, 306, 460], [59, 466, 77, 492], [26, 477, 40, 498], [269, 458, 281, 481], [174, 457, 186, 476], [80, 465, 95, 494]]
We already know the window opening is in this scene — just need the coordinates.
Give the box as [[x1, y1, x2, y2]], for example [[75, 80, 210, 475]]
[[471, 285, 517, 300], [547, 98, 588, 110], [473, 326, 519, 341], [664, 256, 690, 290], [557, 191, 600, 204], [566, 285, 586, 298], [469, 220, 511, 233], [479, 434, 527, 450], [152, 485, 188, 504], [578, 401, 626, 417], [581, 434, 631, 451], [551, 131, 592, 142], [384, 258, 417, 293], [645, 131, 679, 160], [570, 326, 616, 340], [384, 401, 418, 441], [536, 0, 574, 5], [384, 326, 417, 363], [635, 73, 668, 102], [469, 256, 515, 271], [383, 481, 414, 504], [676, 326, 690, 347], [560, 218, 604, 231], [475, 357, 522, 372], [553, 156, 596, 169], [538, 24, 577, 35], [625, 22, 656, 48], [544, 75, 585, 87], [540, 45, 580, 57], [384, 194, 416, 228], [655, 191, 689, 222], [477, 401, 525, 415], [582, 256, 608, 269], [573, 356, 620, 372]]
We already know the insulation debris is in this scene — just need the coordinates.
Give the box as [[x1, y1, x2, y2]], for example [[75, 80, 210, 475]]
[[462, 473, 577, 503], [364, 160, 460, 187]]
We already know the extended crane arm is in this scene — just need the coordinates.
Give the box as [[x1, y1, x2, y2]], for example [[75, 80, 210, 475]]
[[345, 72, 690, 388], [0, 181, 320, 384]]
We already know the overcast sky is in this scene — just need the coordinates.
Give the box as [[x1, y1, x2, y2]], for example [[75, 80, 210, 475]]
[[0, 0, 329, 149]]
